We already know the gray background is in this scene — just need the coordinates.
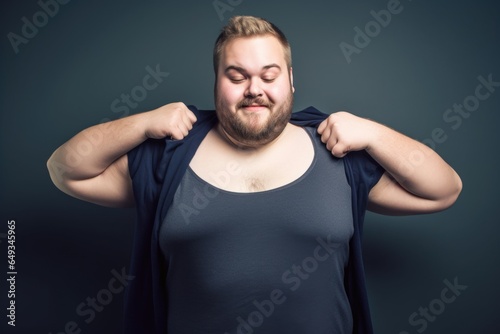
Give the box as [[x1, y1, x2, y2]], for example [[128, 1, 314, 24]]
[[1, 0, 499, 333]]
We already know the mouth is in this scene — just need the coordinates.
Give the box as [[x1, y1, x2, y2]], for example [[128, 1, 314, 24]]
[[241, 104, 269, 112]]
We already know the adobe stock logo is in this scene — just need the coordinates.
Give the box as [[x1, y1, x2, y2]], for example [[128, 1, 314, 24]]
[[339, 0, 410, 64], [7, 0, 72, 54], [176, 160, 242, 225], [224, 234, 342, 334], [421, 73, 499, 150], [213, 0, 244, 21], [399, 277, 467, 334], [384, 73, 498, 179], [46, 63, 169, 184], [108, 64, 170, 119], [48, 267, 134, 334]]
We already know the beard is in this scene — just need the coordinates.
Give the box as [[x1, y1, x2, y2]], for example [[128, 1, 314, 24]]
[[215, 90, 294, 148]]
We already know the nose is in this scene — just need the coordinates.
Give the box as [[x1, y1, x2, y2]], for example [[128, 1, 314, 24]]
[[244, 77, 263, 98]]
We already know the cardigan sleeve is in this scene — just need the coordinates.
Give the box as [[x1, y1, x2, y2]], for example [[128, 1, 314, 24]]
[[344, 150, 385, 225], [125, 135, 169, 334], [343, 150, 385, 334]]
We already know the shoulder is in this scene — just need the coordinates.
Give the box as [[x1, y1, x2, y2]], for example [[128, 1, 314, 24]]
[[187, 105, 217, 122], [290, 106, 329, 127], [343, 150, 385, 189], [128, 105, 216, 177]]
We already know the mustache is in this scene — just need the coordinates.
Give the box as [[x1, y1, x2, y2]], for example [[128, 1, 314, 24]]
[[236, 97, 274, 109]]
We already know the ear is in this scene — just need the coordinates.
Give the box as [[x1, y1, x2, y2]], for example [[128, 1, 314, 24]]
[[289, 67, 295, 93]]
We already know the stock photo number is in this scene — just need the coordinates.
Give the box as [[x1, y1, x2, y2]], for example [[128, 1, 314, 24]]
[[6, 219, 16, 327]]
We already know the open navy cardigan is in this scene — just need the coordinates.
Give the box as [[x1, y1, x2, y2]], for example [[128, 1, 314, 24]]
[[126, 106, 384, 333]]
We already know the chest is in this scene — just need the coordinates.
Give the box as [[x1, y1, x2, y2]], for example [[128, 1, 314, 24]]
[[189, 125, 315, 192], [164, 125, 354, 244], [161, 136, 354, 256]]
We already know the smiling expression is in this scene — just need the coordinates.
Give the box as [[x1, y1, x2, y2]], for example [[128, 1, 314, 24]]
[[215, 35, 295, 148]]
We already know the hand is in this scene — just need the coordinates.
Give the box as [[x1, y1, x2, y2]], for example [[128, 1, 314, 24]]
[[317, 111, 378, 157], [144, 102, 197, 140]]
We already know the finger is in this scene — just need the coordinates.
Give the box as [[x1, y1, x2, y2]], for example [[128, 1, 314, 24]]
[[182, 114, 194, 131], [182, 110, 197, 130], [317, 119, 327, 134], [325, 135, 337, 151], [169, 129, 183, 140], [321, 128, 332, 144], [331, 142, 349, 158], [186, 110, 197, 124], [178, 124, 190, 137], [170, 125, 188, 140]]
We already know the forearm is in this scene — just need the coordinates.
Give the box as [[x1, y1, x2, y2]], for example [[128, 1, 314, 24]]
[[366, 122, 462, 202], [46, 102, 195, 207], [47, 112, 148, 183]]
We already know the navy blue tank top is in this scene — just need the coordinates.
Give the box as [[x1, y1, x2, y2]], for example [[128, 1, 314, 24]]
[[159, 126, 353, 333]]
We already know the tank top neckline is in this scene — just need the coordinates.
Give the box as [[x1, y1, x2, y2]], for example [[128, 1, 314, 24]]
[[186, 126, 319, 196]]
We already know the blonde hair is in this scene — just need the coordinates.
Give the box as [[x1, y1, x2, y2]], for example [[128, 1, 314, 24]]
[[213, 16, 292, 76]]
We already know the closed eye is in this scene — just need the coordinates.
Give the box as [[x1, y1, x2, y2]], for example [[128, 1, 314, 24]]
[[229, 76, 245, 83]]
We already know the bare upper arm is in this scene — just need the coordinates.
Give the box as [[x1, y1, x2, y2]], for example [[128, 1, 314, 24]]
[[55, 154, 135, 208], [367, 172, 454, 215]]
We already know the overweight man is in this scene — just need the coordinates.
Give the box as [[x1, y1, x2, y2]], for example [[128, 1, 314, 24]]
[[47, 16, 462, 334]]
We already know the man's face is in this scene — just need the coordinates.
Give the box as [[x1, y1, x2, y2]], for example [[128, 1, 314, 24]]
[[215, 35, 295, 148]]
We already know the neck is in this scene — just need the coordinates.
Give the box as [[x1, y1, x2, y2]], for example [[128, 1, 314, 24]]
[[216, 122, 290, 151]]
